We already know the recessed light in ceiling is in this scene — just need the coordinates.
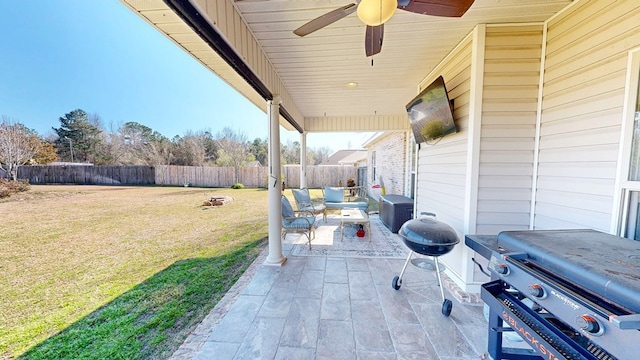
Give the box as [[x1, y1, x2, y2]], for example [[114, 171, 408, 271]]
[[346, 82, 358, 88]]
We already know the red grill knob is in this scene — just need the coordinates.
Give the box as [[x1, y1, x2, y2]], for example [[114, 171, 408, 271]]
[[576, 315, 602, 335], [528, 284, 545, 298], [495, 264, 509, 275]]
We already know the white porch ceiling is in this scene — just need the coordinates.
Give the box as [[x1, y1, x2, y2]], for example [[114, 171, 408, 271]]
[[121, 0, 572, 132]]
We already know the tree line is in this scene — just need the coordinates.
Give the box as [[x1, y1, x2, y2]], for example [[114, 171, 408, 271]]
[[0, 109, 333, 181]]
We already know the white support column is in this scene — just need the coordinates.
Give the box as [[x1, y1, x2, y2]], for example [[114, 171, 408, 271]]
[[266, 96, 286, 266], [459, 24, 486, 292], [300, 132, 307, 189]]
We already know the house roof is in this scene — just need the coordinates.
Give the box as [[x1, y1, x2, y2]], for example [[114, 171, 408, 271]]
[[338, 150, 367, 165], [321, 149, 367, 166], [362, 132, 386, 148], [245, 160, 262, 167]]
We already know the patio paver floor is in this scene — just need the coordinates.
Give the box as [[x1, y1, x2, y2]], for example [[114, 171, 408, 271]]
[[171, 215, 495, 359]]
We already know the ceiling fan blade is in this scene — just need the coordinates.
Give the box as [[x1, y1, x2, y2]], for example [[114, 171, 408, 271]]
[[293, 3, 358, 37], [365, 24, 384, 57], [399, 0, 475, 17]]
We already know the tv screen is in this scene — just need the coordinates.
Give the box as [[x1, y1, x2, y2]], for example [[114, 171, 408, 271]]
[[406, 76, 456, 144]]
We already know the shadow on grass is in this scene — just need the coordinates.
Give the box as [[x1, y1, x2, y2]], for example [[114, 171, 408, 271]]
[[158, 187, 269, 197], [19, 238, 267, 360]]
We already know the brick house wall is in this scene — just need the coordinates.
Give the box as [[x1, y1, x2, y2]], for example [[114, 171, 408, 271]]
[[366, 132, 410, 200]]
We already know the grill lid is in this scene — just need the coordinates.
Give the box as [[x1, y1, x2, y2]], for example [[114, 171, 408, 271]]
[[399, 217, 459, 256], [498, 229, 640, 314]]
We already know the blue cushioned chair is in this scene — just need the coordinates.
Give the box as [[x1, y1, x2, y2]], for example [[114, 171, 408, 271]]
[[281, 195, 316, 249], [292, 188, 327, 222]]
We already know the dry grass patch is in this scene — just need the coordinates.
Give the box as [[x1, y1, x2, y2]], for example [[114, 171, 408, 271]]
[[0, 185, 268, 359]]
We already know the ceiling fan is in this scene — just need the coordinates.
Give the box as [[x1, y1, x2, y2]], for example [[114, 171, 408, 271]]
[[293, 0, 475, 57]]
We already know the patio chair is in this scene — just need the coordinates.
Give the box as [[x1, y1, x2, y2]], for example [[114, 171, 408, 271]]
[[281, 195, 316, 249], [292, 188, 327, 222]]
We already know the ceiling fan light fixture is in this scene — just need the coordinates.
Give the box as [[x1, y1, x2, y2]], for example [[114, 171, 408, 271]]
[[357, 0, 397, 26]]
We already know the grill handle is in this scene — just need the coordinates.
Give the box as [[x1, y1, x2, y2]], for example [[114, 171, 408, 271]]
[[419, 211, 436, 219], [611, 314, 640, 329]]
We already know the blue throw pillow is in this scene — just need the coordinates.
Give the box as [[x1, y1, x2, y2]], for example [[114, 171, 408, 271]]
[[324, 186, 344, 202], [293, 188, 311, 205], [281, 196, 295, 217]]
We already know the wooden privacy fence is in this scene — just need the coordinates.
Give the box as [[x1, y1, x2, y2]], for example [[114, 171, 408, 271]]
[[16, 165, 365, 189], [282, 165, 361, 189], [154, 165, 268, 188], [18, 165, 155, 185]]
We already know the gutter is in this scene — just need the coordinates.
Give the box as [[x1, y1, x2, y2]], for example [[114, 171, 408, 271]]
[[163, 0, 304, 133]]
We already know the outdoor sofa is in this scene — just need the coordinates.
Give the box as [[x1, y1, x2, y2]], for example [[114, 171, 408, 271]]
[[323, 186, 368, 212]]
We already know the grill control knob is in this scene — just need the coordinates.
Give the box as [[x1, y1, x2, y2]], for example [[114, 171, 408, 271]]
[[528, 284, 546, 298], [495, 264, 509, 275], [576, 315, 603, 336]]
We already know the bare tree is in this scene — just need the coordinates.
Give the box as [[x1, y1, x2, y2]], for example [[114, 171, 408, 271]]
[[216, 127, 250, 184], [93, 121, 176, 166], [173, 131, 206, 166], [314, 146, 332, 165], [144, 139, 174, 165], [0, 116, 41, 180], [176, 130, 218, 165]]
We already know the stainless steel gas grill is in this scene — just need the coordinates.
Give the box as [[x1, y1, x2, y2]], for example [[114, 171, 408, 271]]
[[466, 229, 640, 360]]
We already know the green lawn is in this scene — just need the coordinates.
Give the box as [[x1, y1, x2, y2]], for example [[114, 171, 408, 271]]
[[0, 185, 268, 359]]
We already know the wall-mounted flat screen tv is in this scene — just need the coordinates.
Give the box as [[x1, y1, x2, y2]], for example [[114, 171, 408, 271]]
[[406, 76, 456, 144]]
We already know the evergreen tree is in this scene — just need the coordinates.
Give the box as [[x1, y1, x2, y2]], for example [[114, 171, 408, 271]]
[[52, 109, 103, 163], [249, 138, 268, 166]]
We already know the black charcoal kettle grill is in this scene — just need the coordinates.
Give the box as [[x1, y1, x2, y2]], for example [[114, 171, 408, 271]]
[[392, 212, 459, 316]]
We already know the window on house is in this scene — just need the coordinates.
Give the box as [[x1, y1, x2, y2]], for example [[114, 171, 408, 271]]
[[629, 87, 640, 181], [620, 52, 640, 239]]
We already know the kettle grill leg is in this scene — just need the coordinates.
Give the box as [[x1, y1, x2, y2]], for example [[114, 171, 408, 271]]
[[392, 250, 413, 290], [434, 256, 453, 316], [433, 256, 446, 302]]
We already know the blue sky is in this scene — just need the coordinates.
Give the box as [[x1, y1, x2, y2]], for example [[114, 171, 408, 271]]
[[0, 0, 369, 151]]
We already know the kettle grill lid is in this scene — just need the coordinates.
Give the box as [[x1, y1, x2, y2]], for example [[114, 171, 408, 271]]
[[399, 218, 459, 246]]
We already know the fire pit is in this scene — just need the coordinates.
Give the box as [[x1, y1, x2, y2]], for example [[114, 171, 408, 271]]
[[392, 212, 459, 316]]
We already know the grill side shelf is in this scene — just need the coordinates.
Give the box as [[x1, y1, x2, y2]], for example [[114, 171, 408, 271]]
[[464, 234, 499, 260]]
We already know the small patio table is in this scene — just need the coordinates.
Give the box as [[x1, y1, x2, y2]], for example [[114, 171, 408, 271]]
[[340, 208, 371, 242]]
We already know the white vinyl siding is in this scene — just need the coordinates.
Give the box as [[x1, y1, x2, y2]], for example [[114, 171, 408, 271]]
[[476, 25, 542, 235], [416, 36, 473, 223], [535, 0, 640, 231], [415, 35, 472, 287]]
